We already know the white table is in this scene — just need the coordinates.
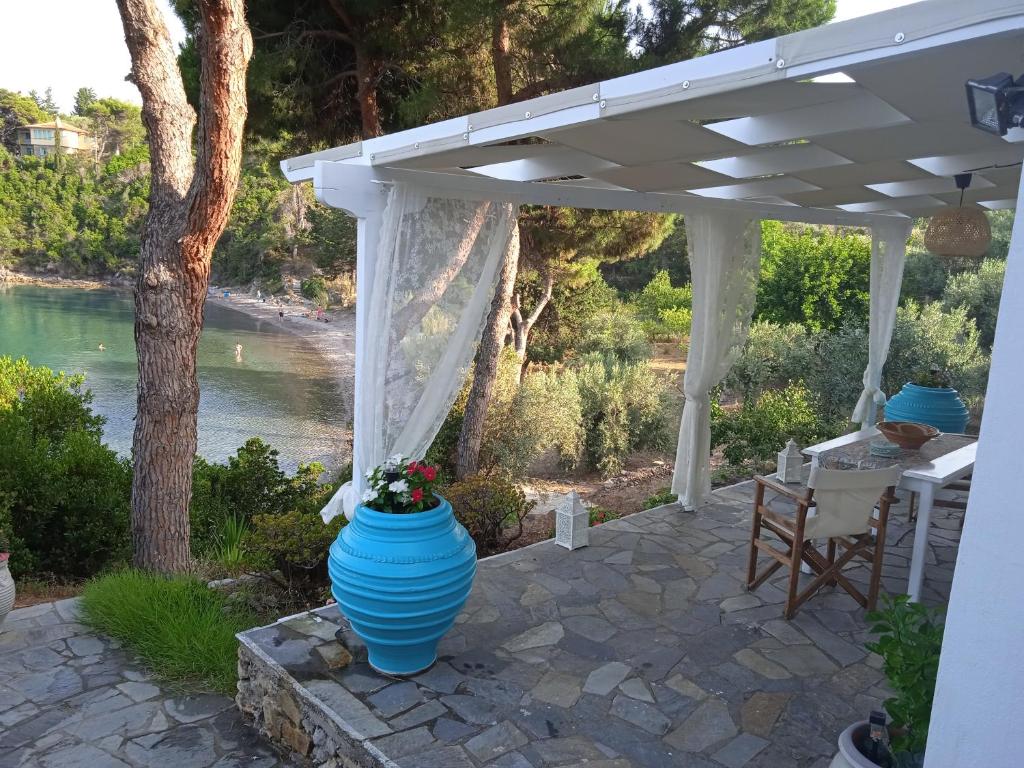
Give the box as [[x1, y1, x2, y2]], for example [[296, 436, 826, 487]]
[[803, 427, 976, 602]]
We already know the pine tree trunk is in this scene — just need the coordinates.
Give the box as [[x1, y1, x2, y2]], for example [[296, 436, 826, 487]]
[[117, 0, 252, 572], [491, 16, 514, 106], [455, 226, 520, 479], [356, 51, 383, 139]]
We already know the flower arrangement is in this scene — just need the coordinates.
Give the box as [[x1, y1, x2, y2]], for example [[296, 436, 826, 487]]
[[912, 364, 951, 389], [361, 455, 441, 513]]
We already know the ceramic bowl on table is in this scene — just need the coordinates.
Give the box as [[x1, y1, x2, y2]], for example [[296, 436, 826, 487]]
[[875, 421, 940, 450]]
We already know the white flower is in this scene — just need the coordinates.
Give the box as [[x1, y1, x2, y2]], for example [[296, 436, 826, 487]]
[[365, 469, 375, 479], [361, 489, 378, 503], [388, 479, 409, 494]]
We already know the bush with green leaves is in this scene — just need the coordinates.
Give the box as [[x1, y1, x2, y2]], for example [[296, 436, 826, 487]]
[[190, 438, 332, 556], [0, 357, 130, 578], [942, 258, 1005, 349], [444, 474, 534, 556], [900, 249, 950, 305], [301, 275, 330, 307], [633, 270, 693, 339], [711, 383, 836, 467], [573, 354, 672, 475], [866, 595, 945, 762], [576, 308, 652, 363], [249, 510, 344, 587], [722, 321, 816, 402], [756, 221, 872, 332]]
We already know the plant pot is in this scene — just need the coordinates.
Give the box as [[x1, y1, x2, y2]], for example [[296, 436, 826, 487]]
[[831, 722, 886, 768], [884, 383, 970, 434], [328, 496, 476, 676], [0, 559, 15, 629]]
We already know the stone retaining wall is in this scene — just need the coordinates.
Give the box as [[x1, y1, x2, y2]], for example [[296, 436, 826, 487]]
[[236, 619, 397, 768]]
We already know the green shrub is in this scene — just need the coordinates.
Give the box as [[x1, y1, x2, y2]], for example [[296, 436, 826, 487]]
[[588, 506, 620, 526], [866, 595, 945, 761], [942, 258, 1005, 349], [249, 510, 343, 587], [723, 321, 816, 401], [634, 270, 693, 339], [756, 221, 871, 332], [577, 308, 653, 363], [524, 272, 618, 364], [301, 275, 329, 307], [711, 383, 836, 467], [81, 570, 256, 695], [190, 438, 331, 556], [574, 356, 671, 475], [0, 358, 130, 579], [511, 368, 585, 471], [900, 249, 950, 305], [804, 302, 990, 423], [644, 487, 676, 508], [445, 474, 534, 556]]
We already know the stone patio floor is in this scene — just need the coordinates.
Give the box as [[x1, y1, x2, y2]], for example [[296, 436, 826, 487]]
[[0, 598, 293, 768], [239, 477, 960, 768]]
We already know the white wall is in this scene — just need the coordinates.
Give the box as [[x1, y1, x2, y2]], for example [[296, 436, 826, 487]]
[[925, 175, 1024, 764]]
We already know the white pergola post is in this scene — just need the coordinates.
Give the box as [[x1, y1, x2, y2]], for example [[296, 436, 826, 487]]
[[852, 219, 913, 430], [924, 172, 1024, 765]]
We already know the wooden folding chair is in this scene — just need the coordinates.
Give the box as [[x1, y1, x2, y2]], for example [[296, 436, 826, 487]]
[[746, 466, 900, 619]]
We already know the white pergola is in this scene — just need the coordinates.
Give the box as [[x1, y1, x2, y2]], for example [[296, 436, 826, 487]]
[[283, 1, 1024, 763]]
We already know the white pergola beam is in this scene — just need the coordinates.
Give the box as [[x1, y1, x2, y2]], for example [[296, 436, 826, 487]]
[[314, 162, 905, 229]]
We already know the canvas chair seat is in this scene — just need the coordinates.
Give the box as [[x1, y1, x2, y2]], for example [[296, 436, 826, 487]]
[[804, 466, 901, 539]]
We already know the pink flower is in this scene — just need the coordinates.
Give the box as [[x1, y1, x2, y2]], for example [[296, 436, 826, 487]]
[[411, 487, 424, 503], [407, 461, 418, 476], [422, 466, 437, 482]]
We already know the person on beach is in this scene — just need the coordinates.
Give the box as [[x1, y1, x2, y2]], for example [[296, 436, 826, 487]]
[[234, 344, 243, 361], [278, 309, 285, 320], [256, 289, 262, 301]]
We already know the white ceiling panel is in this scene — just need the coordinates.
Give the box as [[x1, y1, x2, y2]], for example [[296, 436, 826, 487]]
[[394, 143, 562, 170], [691, 177, 820, 199], [979, 199, 1018, 210], [589, 162, 733, 192], [468, 148, 619, 182], [868, 176, 996, 198], [705, 91, 911, 146], [839, 196, 946, 213], [782, 186, 889, 207], [908, 145, 1024, 177], [541, 119, 744, 166], [697, 144, 852, 178], [811, 122, 1003, 165], [792, 159, 933, 188]]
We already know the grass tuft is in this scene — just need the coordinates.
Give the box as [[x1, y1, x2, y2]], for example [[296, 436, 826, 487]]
[[81, 570, 257, 695]]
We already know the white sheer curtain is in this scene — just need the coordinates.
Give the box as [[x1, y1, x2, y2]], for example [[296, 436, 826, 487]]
[[851, 218, 913, 429], [672, 212, 762, 510], [321, 183, 518, 522]]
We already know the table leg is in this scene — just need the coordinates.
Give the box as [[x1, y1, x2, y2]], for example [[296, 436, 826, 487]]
[[907, 483, 935, 602]]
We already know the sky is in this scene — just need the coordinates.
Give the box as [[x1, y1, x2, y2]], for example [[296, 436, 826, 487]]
[[0, 0, 919, 113]]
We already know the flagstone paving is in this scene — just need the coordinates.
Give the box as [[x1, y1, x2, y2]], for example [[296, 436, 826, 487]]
[[0, 599, 293, 768], [238, 477, 961, 768]]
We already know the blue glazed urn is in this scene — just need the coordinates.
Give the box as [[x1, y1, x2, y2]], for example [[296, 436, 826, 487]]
[[884, 382, 970, 434], [328, 496, 476, 676]]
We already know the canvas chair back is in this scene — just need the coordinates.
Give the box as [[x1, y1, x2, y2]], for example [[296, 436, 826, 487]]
[[804, 466, 900, 539]]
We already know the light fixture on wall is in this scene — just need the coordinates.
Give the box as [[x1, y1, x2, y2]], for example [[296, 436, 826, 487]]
[[924, 173, 991, 261], [966, 72, 1024, 136]]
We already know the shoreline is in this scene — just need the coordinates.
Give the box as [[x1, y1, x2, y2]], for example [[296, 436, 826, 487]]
[[3, 270, 357, 464]]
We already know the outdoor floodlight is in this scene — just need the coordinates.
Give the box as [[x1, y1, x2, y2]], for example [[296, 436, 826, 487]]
[[966, 72, 1024, 135]]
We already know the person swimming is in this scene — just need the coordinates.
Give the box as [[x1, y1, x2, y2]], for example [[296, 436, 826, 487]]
[[234, 344, 243, 361], [98, 343, 106, 351]]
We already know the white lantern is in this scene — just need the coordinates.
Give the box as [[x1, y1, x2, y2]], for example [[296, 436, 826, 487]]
[[555, 491, 589, 550], [777, 439, 804, 484]]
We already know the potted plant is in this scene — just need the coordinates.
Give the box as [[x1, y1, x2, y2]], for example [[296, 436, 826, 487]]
[[884, 365, 969, 434], [328, 456, 476, 675], [831, 596, 944, 768], [0, 530, 15, 628]]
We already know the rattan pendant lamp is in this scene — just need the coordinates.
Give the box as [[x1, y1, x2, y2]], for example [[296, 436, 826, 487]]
[[924, 173, 991, 260]]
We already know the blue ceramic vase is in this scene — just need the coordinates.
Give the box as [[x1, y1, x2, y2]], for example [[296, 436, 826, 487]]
[[328, 496, 476, 676], [884, 382, 970, 434]]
